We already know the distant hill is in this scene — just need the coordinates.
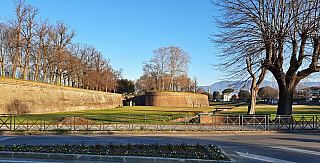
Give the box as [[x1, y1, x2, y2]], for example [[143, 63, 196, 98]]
[[198, 80, 320, 93]]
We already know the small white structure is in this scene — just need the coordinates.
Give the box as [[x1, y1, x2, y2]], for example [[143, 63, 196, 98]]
[[305, 86, 320, 102], [221, 94, 232, 102]]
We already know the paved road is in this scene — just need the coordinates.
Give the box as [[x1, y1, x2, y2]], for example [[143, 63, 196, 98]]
[[0, 132, 319, 162]]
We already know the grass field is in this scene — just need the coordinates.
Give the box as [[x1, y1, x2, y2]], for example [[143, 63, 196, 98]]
[[4, 103, 320, 125], [46, 103, 320, 123], [5, 106, 218, 125], [49, 106, 217, 115], [39, 103, 320, 116], [211, 103, 320, 115]]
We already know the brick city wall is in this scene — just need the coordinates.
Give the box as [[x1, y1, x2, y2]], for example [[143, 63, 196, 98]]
[[145, 91, 209, 107], [0, 77, 123, 114]]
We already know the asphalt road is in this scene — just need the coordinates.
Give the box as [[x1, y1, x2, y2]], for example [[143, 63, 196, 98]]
[[0, 132, 319, 163]]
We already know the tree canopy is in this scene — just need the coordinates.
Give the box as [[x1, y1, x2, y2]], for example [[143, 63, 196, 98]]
[[137, 46, 195, 92], [222, 88, 234, 94], [258, 87, 278, 101], [213, 91, 221, 101], [116, 79, 135, 94], [238, 90, 251, 102], [201, 92, 213, 101]]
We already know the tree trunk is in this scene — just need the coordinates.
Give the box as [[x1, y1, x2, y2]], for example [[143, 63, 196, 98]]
[[277, 87, 294, 115], [0, 61, 4, 76], [50, 72, 54, 84], [0, 44, 3, 76], [78, 76, 81, 88], [68, 75, 72, 87], [34, 38, 42, 81], [246, 58, 267, 115], [28, 62, 31, 80], [87, 81, 89, 89], [23, 43, 31, 80], [43, 69, 47, 83], [56, 73, 61, 85], [12, 64, 17, 78], [0, 54, 4, 76], [248, 86, 258, 114]]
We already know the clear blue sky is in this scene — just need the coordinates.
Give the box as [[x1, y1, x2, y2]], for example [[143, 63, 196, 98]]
[[0, 0, 223, 86]]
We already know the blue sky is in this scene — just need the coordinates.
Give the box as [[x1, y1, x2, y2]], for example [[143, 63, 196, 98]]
[[0, 0, 223, 86]]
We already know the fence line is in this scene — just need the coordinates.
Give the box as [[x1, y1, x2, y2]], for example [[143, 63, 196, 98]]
[[0, 114, 319, 131]]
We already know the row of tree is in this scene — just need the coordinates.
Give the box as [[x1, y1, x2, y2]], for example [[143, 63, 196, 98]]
[[0, 1, 122, 92], [136, 45, 197, 92], [211, 87, 277, 102]]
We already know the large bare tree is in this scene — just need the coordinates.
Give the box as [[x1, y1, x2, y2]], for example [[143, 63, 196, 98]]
[[214, 0, 320, 115], [34, 19, 49, 81], [142, 45, 191, 92], [50, 21, 75, 85], [143, 47, 168, 91], [21, 4, 39, 80], [166, 45, 191, 91], [10, 0, 27, 78]]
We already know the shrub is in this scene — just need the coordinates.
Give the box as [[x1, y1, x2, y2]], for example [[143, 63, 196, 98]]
[[6, 99, 29, 115]]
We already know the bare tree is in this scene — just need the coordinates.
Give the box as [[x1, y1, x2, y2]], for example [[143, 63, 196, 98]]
[[142, 46, 191, 91], [166, 45, 191, 91], [177, 74, 191, 91], [143, 47, 168, 91], [0, 23, 6, 76], [246, 58, 267, 114], [50, 21, 75, 85], [40, 23, 53, 83], [21, 4, 39, 80], [9, 0, 27, 78], [34, 19, 48, 81], [136, 75, 149, 92], [214, 0, 320, 115], [212, 32, 267, 114], [2, 24, 16, 77]]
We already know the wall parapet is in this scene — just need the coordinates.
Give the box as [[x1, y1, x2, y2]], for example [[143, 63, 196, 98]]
[[145, 91, 209, 107]]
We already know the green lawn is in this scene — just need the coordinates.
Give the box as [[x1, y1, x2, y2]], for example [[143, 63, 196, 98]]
[[50, 106, 217, 115], [213, 103, 320, 115], [5, 104, 320, 125], [5, 106, 218, 125]]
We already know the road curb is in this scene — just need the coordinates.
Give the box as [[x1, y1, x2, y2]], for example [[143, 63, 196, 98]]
[[218, 146, 236, 163], [0, 151, 233, 163], [0, 130, 280, 136]]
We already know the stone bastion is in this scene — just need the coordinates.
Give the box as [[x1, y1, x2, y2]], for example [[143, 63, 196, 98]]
[[145, 91, 209, 107], [0, 77, 123, 114]]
